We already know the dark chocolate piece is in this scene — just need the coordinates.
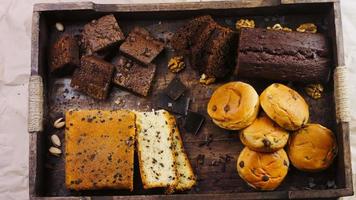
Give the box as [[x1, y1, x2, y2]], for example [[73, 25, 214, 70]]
[[71, 56, 114, 100], [235, 28, 331, 83], [156, 93, 190, 115], [184, 111, 205, 135], [112, 55, 156, 96], [120, 27, 164, 65], [165, 77, 187, 100], [49, 34, 79, 75], [82, 14, 125, 54]]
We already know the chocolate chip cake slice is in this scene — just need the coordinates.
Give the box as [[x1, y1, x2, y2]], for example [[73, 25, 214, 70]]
[[65, 110, 136, 191], [135, 110, 178, 189]]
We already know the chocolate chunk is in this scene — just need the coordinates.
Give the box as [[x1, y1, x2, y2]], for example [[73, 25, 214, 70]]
[[184, 111, 205, 135], [156, 93, 190, 115], [262, 175, 269, 182], [239, 161, 244, 168], [165, 77, 187, 100]]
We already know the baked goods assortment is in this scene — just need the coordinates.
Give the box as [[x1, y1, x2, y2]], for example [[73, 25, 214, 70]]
[[47, 12, 338, 195], [65, 109, 196, 192]]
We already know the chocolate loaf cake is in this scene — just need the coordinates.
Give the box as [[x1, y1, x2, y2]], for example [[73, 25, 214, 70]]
[[82, 14, 125, 55], [193, 25, 237, 78], [112, 55, 156, 96], [171, 15, 215, 55], [120, 27, 164, 65], [71, 56, 114, 100], [49, 34, 79, 75], [171, 15, 236, 79], [236, 28, 331, 83]]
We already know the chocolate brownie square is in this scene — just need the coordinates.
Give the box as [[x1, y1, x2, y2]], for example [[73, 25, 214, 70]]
[[49, 34, 79, 75], [82, 14, 125, 54], [71, 56, 114, 100], [119, 27, 164, 65], [112, 55, 156, 96]]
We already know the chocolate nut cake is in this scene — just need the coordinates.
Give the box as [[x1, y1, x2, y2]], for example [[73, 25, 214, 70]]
[[171, 15, 236, 79], [112, 55, 156, 96], [71, 56, 114, 100], [82, 14, 125, 55], [120, 27, 165, 65], [49, 34, 79, 75], [236, 28, 331, 83]]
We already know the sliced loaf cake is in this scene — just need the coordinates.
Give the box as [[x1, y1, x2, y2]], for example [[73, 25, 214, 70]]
[[166, 114, 196, 192], [135, 110, 178, 189]]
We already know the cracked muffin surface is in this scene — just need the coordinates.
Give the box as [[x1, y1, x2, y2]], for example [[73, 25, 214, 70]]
[[288, 124, 338, 172], [260, 83, 309, 131], [237, 147, 289, 190]]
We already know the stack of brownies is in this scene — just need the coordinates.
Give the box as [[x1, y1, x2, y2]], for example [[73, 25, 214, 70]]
[[49, 14, 165, 100]]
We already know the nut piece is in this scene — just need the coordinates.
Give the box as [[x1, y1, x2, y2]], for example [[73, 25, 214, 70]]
[[199, 73, 216, 85], [305, 83, 324, 99], [235, 19, 255, 30], [267, 24, 292, 32], [49, 147, 62, 156], [51, 134, 61, 147], [55, 22, 64, 32], [296, 23, 317, 33], [53, 118, 65, 129], [168, 56, 185, 73]]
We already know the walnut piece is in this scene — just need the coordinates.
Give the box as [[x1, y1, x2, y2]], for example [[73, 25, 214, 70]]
[[168, 56, 185, 73], [235, 19, 255, 30], [199, 73, 216, 85], [267, 23, 292, 32], [305, 84, 324, 99], [296, 23, 317, 33]]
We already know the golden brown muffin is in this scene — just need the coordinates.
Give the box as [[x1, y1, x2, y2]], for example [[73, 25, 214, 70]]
[[65, 110, 136, 191], [288, 124, 338, 172], [260, 83, 309, 131], [240, 113, 289, 152], [207, 82, 259, 130], [237, 147, 289, 190]]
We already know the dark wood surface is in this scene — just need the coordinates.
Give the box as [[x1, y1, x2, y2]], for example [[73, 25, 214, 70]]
[[29, 1, 353, 199]]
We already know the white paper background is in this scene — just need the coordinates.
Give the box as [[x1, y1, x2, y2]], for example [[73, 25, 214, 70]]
[[0, 0, 355, 199]]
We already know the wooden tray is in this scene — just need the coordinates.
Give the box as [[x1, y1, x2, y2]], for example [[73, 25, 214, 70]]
[[29, 1, 353, 199]]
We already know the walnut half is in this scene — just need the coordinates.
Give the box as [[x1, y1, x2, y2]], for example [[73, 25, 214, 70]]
[[199, 73, 216, 85], [267, 24, 292, 32], [168, 56, 185, 73], [304, 84, 324, 99], [296, 23, 317, 33], [235, 19, 255, 30]]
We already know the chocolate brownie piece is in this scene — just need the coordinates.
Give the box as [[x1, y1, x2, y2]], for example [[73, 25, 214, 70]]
[[119, 27, 164, 65], [112, 55, 156, 96], [49, 34, 79, 75], [71, 56, 114, 100], [195, 25, 237, 78], [236, 28, 331, 83], [171, 15, 215, 54], [82, 14, 125, 54]]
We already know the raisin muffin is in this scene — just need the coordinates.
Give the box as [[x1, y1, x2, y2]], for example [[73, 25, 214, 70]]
[[260, 83, 309, 131], [240, 113, 289, 152], [288, 124, 338, 172], [207, 82, 259, 130], [237, 147, 289, 190]]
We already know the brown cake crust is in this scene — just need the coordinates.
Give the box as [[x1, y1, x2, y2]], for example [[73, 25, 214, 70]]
[[82, 14, 125, 54], [49, 34, 79, 75], [65, 110, 136, 191], [71, 56, 114, 100], [119, 27, 164, 65], [112, 55, 156, 96], [235, 28, 331, 83]]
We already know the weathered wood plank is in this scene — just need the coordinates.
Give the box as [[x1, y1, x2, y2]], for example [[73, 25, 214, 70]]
[[281, 0, 338, 4]]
